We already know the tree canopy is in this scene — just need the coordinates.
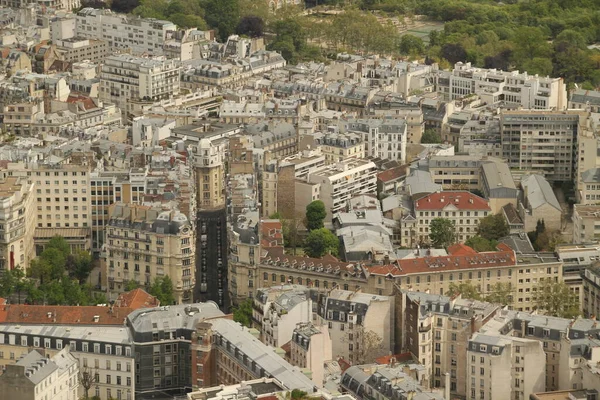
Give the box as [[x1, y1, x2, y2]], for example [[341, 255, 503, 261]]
[[149, 276, 176, 305], [465, 236, 498, 252], [233, 298, 253, 327], [429, 218, 456, 248], [305, 200, 327, 231], [303, 228, 339, 258], [477, 213, 509, 241], [534, 279, 579, 319], [421, 129, 442, 144]]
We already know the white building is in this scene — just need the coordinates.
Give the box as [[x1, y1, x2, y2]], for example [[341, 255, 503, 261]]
[[99, 54, 180, 119], [0, 348, 79, 400], [289, 323, 332, 386], [75, 8, 176, 56], [261, 288, 312, 348], [437, 62, 567, 110], [307, 159, 378, 223], [344, 119, 407, 163], [467, 334, 546, 400], [132, 117, 175, 147]]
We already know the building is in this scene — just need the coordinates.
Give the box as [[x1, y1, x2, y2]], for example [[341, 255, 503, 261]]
[[480, 162, 518, 214], [132, 117, 176, 148], [501, 111, 582, 182], [75, 8, 176, 55], [192, 317, 316, 392], [428, 155, 504, 191], [187, 378, 288, 400], [313, 131, 364, 165], [437, 62, 567, 110], [254, 285, 312, 348], [0, 176, 35, 273], [572, 205, 600, 244], [412, 191, 491, 244], [99, 54, 180, 119], [313, 289, 394, 364], [344, 119, 407, 163], [126, 303, 225, 400], [466, 333, 546, 400], [582, 267, 600, 318], [519, 174, 562, 232], [0, 348, 79, 400], [289, 323, 332, 386], [104, 203, 194, 303], [55, 38, 109, 64], [395, 290, 499, 397], [579, 168, 600, 205], [306, 159, 378, 223], [3, 101, 44, 136], [555, 243, 600, 302], [570, 89, 600, 113]]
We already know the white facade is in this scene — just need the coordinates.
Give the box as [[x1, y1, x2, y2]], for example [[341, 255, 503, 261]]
[[467, 334, 546, 400], [75, 8, 176, 56], [262, 294, 312, 348], [290, 323, 332, 386], [132, 117, 175, 147]]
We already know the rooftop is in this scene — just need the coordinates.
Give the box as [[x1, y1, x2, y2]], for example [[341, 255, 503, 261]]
[[415, 191, 490, 211]]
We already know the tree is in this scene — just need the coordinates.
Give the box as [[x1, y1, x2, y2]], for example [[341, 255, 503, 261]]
[[421, 129, 442, 144], [533, 279, 579, 318], [202, 0, 240, 42], [66, 250, 93, 284], [399, 34, 424, 56], [124, 280, 139, 291], [79, 365, 99, 400], [446, 281, 482, 300], [485, 282, 513, 306], [46, 236, 71, 256], [236, 15, 265, 38], [305, 200, 327, 231], [149, 276, 176, 305], [429, 218, 456, 248], [111, 0, 139, 13], [233, 298, 253, 327], [303, 228, 339, 258], [477, 213, 509, 241], [465, 236, 498, 252], [441, 43, 467, 64], [353, 328, 384, 364]]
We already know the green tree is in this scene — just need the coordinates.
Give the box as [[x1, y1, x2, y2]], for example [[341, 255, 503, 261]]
[[445, 281, 482, 300], [421, 129, 442, 144], [485, 282, 513, 306], [124, 280, 139, 291], [465, 236, 498, 252], [533, 279, 579, 318], [429, 218, 456, 248], [477, 213, 509, 241], [233, 298, 253, 327], [46, 236, 71, 256], [305, 200, 327, 231], [303, 228, 339, 258], [399, 34, 424, 56], [66, 250, 93, 284], [202, 0, 240, 42], [150, 276, 176, 305]]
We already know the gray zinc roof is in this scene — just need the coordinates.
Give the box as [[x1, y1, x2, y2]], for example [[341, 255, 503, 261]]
[[521, 174, 561, 211], [582, 168, 600, 183], [17, 350, 58, 385]]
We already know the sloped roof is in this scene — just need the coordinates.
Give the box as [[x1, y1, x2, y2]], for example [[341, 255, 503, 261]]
[[521, 174, 561, 211], [415, 191, 490, 211], [116, 288, 160, 308]]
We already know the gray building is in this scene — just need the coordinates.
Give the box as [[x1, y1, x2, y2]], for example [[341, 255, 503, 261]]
[[480, 162, 518, 214]]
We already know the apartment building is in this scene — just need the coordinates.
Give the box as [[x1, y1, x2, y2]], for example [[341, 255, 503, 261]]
[[289, 323, 332, 386], [126, 303, 224, 400], [3, 101, 44, 136], [313, 131, 365, 165], [582, 267, 600, 318], [0, 176, 35, 272], [0, 324, 136, 400], [192, 318, 316, 392], [75, 8, 176, 55], [187, 379, 288, 400], [558, 319, 600, 392], [55, 37, 109, 64], [570, 89, 600, 113], [344, 119, 407, 163], [501, 111, 583, 182], [555, 243, 600, 301], [428, 155, 505, 190], [573, 204, 600, 244], [262, 151, 325, 218], [466, 333, 546, 400], [313, 289, 394, 364], [396, 291, 499, 397], [579, 168, 600, 205], [253, 285, 312, 348], [104, 203, 194, 302], [412, 191, 491, 244], [99, 54, 180, 119], [306, 159, 377, 223], [90, 170, 146, 255], [436, 62, 567, 110], [0, 348, 79, 400], [480, 162, 518, 214]]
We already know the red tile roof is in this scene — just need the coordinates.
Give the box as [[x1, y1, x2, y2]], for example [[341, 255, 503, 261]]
[[447, 243, 477, 256], [368, 248, 516, 277], [261, 246, 363, 277], [115, 288, 160, 308], [377, 165, 408, 183], [375, 352, 414, 365], [415, 191, 490, 211], [0, 304, 134, 325], [260, 220, 284, 248], [66, 94, 97, 111]]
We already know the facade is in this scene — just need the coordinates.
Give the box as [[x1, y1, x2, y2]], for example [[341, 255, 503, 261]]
[[3, 101, 44, 136], [466, 333, 546, 400], [0, 176, 35, 273], [289, 323, 332, 386], [99, 55, 180, 118], [104, 203, 194, 303], [519, 174, 563, 232], [582, 267, 600, 318], [573, 205, 600, 244], [501, 111, 582, 182], [437, 62, 567, 110], [75, 8, 176, 56], [344, 119, 407, 163], [0, 348, 79, 400], [428, 155, 504, 190], [480, 162, 518, 214], [313, 289, 394, 364], [55, 38, 109, 64], [306, 159, 378, 222], [412, 191, 491, 244], [314, 131, 364, 165]]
